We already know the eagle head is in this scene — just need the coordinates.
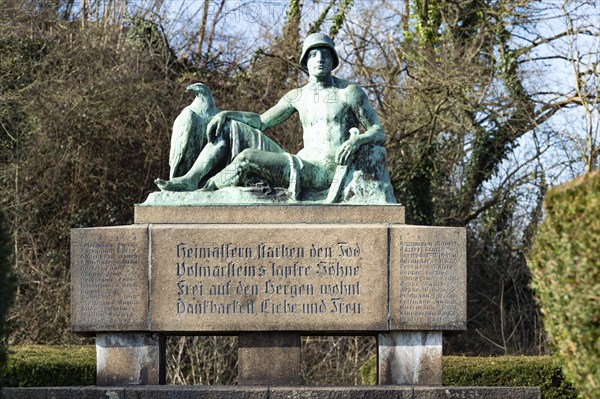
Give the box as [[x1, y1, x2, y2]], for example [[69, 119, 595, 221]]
[[186, 83, 211, 96], [185, 83, 217, 114]]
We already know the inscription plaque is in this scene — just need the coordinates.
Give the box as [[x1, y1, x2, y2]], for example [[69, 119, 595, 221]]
[[150, 224, 388, 332], [389, 226, 466, 330], [71, 226, 149, 332]]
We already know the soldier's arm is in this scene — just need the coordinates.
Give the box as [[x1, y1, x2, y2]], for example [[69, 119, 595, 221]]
[[350, 84, 385, 146], [335, 85, 385, 165], [258, 89, 299, 130], [207, 90, 298, 140]]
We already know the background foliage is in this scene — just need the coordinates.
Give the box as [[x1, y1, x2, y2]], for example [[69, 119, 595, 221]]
[[528, 172, 600, 399], [0, 0, 598, 388]]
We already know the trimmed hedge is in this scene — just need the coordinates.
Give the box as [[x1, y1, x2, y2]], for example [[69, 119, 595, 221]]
[[2, 346, 95, 387], [444, 356, 577, 399], [528, 172, 600, 399], [361, 355, 577, 399], [4, 346, 577, 399]]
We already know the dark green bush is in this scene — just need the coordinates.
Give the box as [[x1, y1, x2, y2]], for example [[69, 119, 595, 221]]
[[528, 172, 600, 399], [0, 209, 16, 387], [2, 346, 95, 387], [362, 355, 577, 399]]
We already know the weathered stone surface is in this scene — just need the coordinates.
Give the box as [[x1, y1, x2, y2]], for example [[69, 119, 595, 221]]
[[2, 387, 125, 399], [134, 204, 404, 225], [149, 224, 388, 332], [2, 387, 541, 399], [124, 386, 269, 399], [71, 226, 149, 332], [389, 226, 467, 330], [238, 333, 301, 385], [269, 386, 413, 399], [378, 332, 442, 385], [96, 333, 165, 386], [412, 387, 541, 399]]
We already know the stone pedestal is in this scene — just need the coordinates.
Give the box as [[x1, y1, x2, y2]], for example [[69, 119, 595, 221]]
[[96, 333, 165, 386], [238, 332, 301, 385], [378, 331, 442, 385], [70, 205, 470, 387]]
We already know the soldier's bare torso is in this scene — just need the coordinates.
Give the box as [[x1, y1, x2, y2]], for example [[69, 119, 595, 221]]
[[291, 77, 360, 168]]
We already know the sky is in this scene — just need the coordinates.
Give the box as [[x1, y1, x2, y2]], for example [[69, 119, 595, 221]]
[[117, 0, 598, 184]]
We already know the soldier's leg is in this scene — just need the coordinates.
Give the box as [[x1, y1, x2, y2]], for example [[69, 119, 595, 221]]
[[155, 136, 230, 191], [203, 149, 291, 190]]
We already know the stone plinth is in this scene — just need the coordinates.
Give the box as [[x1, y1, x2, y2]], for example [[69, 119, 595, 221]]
[[134, 204, 405, 224], [70, 205, 476, 388]]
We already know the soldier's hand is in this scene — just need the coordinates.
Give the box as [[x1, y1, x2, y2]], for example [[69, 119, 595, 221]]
[[335, 128, 361, 165], [206, 112, 228, 142]]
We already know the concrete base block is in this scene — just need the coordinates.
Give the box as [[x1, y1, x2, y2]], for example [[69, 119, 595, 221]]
[[2, 386, 541, 399], [413, 386, 541, 398], [238, 332, 301, 385], [269, 386, 413, 398], [2, 387, 126, 399], [96, 333, 165, 386], [378, 331, 442, 385]]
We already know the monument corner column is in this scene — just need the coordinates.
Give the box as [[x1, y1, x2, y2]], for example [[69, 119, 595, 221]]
[[96, 332, 166, 386], [377, 331, 443, 385], [382, 225, 467, 385]]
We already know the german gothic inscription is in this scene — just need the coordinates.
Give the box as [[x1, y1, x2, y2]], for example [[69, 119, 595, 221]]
[[71, 226, 148, 331], [390, 226, 466, 330], [150, 224, 388, 332]]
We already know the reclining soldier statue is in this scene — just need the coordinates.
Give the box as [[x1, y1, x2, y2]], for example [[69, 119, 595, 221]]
[[154, 33, 395, 204]]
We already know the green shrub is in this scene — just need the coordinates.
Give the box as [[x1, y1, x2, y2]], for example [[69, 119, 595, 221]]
[[528, 172, 600, 399], [444, 356, 577, 399], [361, 355, 577, 399], [2, 346, 95, 387], [360, 353, 377, 385], [0, 209, 16, 386]]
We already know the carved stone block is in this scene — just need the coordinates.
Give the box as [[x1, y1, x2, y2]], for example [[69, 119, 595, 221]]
[[71, 226, 149, 332], [389, 226, 467, 330], [149, 224, 388, 332]]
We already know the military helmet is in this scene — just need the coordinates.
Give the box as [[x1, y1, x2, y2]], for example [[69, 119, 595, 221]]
[[299, 32, 339, 71]]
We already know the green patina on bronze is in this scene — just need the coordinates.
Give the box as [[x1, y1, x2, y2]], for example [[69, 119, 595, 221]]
[[150, 33, 395, 205]]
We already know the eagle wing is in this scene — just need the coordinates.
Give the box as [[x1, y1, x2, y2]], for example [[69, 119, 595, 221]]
[[169, 106, 197, 179]]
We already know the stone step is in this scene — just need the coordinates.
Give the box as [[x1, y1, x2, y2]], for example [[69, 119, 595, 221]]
[[3, 386, 540, 399]]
